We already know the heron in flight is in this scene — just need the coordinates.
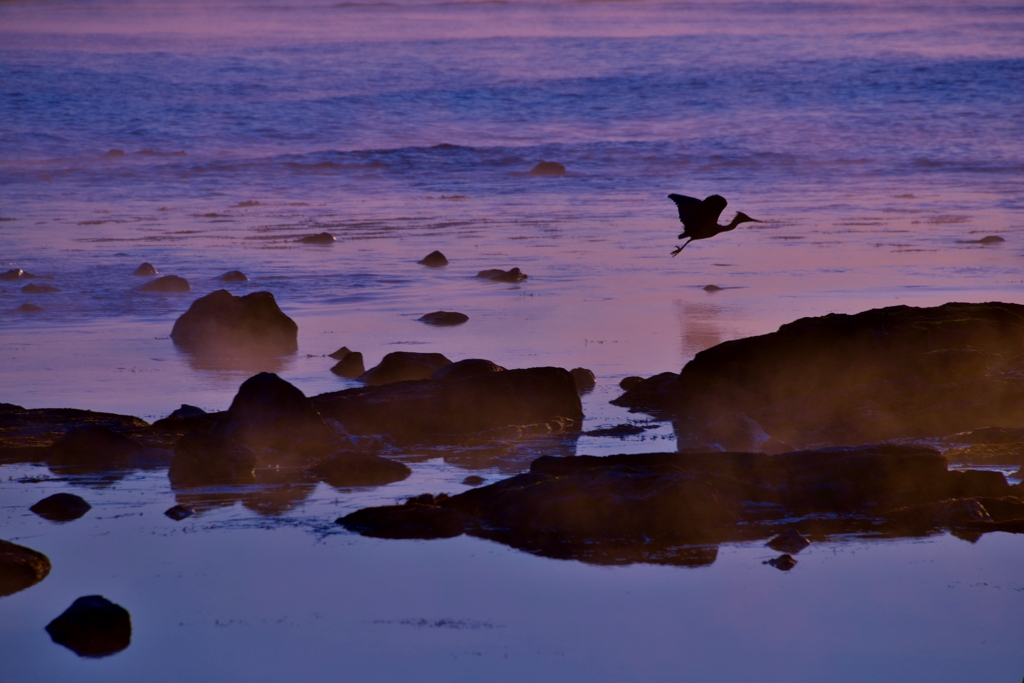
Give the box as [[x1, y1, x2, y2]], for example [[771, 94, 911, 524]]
[[669, 194, 760, 255]]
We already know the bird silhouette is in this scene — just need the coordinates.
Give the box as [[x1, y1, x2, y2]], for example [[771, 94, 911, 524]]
[[668, 194, 760, 255]]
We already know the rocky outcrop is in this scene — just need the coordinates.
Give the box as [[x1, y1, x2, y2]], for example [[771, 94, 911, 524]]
[[140, 275, 190, 292], [529, 161, 566, 176], [613, 302, 1024, 450], [476, 267, 527, 283], [338, 445, 1023, 566], [618, 376, 644, 391], [46, 596, 132, 658], [298, 232, 335, 244], [309, 451, 411, 488], [1, 269, 40, 281], [418, 311, 468, 326], [418, 251, 448, 267], [314, 366, 583, 445], [331, 352, 365, 378], [30, 493, 91, 522], [168, 432, 257, 485], [357, 352, 452, 386], [48, 425, 144, 473], [431, 359, 505, 381], [170, 290, 298, 356], [16, 303, 42, 313], [0, 539, 52, 597], [216, 270, 248, 282], [0, 404, 150, 464], [132, 263, 157, 276]]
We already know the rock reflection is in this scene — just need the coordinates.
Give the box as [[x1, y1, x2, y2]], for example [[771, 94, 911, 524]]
[[176, 348, 294, 375]]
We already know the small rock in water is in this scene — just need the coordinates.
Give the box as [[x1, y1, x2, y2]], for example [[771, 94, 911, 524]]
[[2, 269, 29, 281], [462, 475, 485, 486], [619, 376, 644, 391], [310, 451, 411, 488], [329, 346, 353, 360], [703, 284, 723, 292], [0, 539, 52, 598], [131, 262, 158, 276], [767, 529, 811, 554], [216, 270, 248, 282], [358, 351, 452, 386], [17, 303, 43, 313], [431, 358, 506, 381], [169, 432, 257, 485], [529, 161, 567, 176], [418, 311, 469, 326], [298, 232, 335, 244], [140, 275, 190, 293], [476, 267, 528, 283], [418, 251, 449, 267], [168, 404, 207, 419], [30, 493, 92, 522], [22, 284, 60, 293], [570, 367, 596, 393], [164, 505, 194, 521], [764, 554, 798, 571], [235, 200, 260, 207], [46, 595, 132, 658], [978, 235, 1005, 244], [331, 351, 365, 378], [103, 149, 126, 158]]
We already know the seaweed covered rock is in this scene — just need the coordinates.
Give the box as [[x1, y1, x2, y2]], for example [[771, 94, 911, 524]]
[[614, 302, 1024, 449], [357, 351, 452, 386], [314, 366, 582, 445], [0, 539, 51, 597], [46, 595, 131, 658], [171, 290, 298, 356]]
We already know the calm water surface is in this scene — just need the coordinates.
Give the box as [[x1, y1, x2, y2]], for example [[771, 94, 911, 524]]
[[1, 0, 1023, 679]]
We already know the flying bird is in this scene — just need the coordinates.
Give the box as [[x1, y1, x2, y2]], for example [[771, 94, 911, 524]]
[[668, 194, 760, 255]]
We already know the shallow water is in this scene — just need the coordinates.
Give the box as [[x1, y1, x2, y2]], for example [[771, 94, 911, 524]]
[[2, 0, 1024, 679]]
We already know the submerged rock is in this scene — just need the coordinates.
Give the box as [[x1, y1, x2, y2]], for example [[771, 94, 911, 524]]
[[1, 269, 39, 281], [216, 270, 248, 282], [569, 367, 596, 393], [0, 539, 52, 597], [463, 475, 485, 486], [298, 232, 335, 244], [613, 302, 1024, 449], [30, 493, 91, 522], [314, 366, 582, 445], [310, 451, 411, 488], [340, 494, 468, 539], [766, 529, 811, 554], [357, 351, 452, 386], [331, 351, 365, 378], [476, 267, 528, 283], [431, 359, 506, 381], [703, 284, 723, 292], [131, 263, 158, 276], [22, 284, 60, 293], [48, 425, 144, 472], [163, 504, 194, 521], [529, 161, 567, 176], [765, 554, 797, 571], [46, 595, 131, 658], [418, 311, 468, 326], [16, 303, 42, 313], [169, 432, 257, 485], [418, 251, 449, 267], [171, 290, 298, 356], [140, 275, 190, 293]]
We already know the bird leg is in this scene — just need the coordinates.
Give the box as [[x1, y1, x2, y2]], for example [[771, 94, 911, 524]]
[[671, 238, 692, 256]]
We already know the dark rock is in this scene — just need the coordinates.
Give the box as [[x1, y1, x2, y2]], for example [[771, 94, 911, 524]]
[[584, 424, 646, 438], [213, 372, 337, 459], [936, 498, 993, 525], [418, 311, 469, 326], [164, 504, 194, 521], [149, 406, 219, 436], [30, 493, 91, 522], [339, 494, 467, 539], [310, 451, 411, 488], [171, 290, 298, 356], [235, 200, 260, 207], [0, 406, 149, 464], [619, 376, 644, 391], [169, 432, 257, 485], [331, 352, 365, 378], [22, 284, 60, 293], [978, 235, 1005, 244], [431, 359, 506, 381], [419, 251, 449, 267], [529, 161, 567, 176], [703, 285, 723, 292], [569, 367, 596, 393], [48, 425, 145, 473], [767, 529, 811, 554], [614, 302, 1024, 449], [140, 275, 190, 293], [16, 303, 42, 313], [315, 366, 582, 445], [103, 148, 126, 157], [0, 539, 51, 597], [45, 595, 131, 658], [329, 346, 353, 360], [131, 263, 158, 276], [463, 475, 485, 486], [1, 269, 39, 281], [357, 351, 452, 386], [765, 554, 797, 571], [171, 405, 207, 420], [216, 270, 248, 282], [476, 267, 528, 283], [298, 232, 335, 244]]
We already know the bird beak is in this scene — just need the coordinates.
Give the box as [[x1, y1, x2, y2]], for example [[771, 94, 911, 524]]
[[748, 218, 761, 223]]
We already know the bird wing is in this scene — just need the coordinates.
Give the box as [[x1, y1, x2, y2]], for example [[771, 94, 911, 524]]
[[698, 195, 728, 225], [668, 194, 703, 233]]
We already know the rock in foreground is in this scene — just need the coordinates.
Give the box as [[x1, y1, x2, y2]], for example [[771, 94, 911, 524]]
[[614, 302, 1024, 449], [46, 596, 131, 658], [0, 539, 51, 597], [171, 290, 298, 356]]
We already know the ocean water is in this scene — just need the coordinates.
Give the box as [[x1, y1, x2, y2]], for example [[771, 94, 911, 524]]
[[2, 0, 1024, 680]]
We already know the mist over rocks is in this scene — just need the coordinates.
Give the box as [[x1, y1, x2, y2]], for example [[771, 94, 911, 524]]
[[171, 290, 298, 356], [140, 274, 190, 293], [358, 351, 452, 386], [613, 302, 1024, 450], [0, 539, 51, 597]]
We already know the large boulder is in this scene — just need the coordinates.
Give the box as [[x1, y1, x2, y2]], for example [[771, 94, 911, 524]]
[[213, 373, 337, 459], [46, 595, 131, 658], [614, 302, 1024, 449], [313, 366, 583, 445], [0, 539, 51, 597], [170, 290, 298, 356], [338, 445, 1022, 566], [357, 351, 452, 386]]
